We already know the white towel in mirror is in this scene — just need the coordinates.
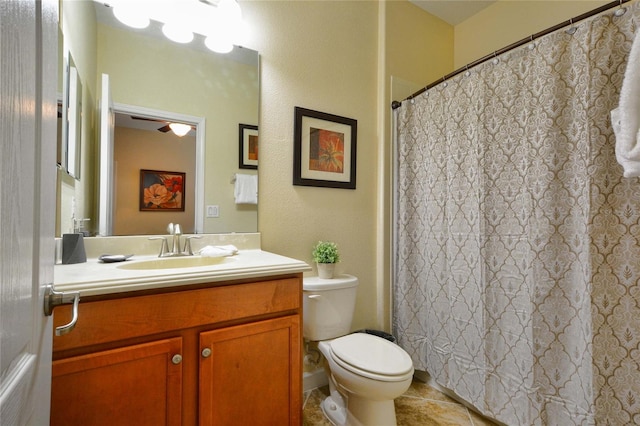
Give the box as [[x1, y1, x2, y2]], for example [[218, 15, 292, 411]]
[[234, 174, 258, 204]]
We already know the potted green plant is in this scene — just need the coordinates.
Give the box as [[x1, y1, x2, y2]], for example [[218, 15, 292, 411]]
[[312, 241, 340, 279]]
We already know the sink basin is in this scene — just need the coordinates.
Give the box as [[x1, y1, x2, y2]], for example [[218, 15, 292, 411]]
[[117, 256, 235, 270]]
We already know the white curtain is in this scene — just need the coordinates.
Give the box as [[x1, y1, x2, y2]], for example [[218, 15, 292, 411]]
[[393, 3, 640, 425]]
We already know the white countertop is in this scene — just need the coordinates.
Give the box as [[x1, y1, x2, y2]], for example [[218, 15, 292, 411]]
[[54, 245, 311, 297]]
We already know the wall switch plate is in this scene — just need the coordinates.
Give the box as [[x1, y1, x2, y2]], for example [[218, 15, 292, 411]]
[[206, 205, 219, 218]]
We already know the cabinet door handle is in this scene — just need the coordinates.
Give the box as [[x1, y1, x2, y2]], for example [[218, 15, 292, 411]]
[[171, 354, 183, 365], [44, 284, 80, 336], [201, 348, 212, 358]]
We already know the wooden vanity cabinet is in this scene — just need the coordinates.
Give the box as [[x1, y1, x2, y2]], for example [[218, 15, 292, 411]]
[[51, 337, 183, 425], [51, 275, 302, 426]]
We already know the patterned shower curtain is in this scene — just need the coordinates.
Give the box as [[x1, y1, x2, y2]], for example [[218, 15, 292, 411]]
[[393, 3, 640, 425]]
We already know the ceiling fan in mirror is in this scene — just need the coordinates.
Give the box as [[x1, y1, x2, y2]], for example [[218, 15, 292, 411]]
[[130, 116, 195, 137]]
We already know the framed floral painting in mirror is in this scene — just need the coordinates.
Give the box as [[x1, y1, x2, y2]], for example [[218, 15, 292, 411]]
[[140, 169, 185, 211]]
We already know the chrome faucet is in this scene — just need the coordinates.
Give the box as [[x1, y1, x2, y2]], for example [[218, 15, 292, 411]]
[[171, 223, 182, 255], [183, 235, 202, 255], [148, 236, 169, 257], [149, 223, 201, 257]]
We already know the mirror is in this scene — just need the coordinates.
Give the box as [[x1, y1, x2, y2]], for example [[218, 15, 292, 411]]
[[57, 0, 259, 236], [58, 51, 82, 179]]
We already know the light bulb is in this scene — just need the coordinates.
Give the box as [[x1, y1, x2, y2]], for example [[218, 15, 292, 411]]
[[162, 23, 194, 44], [112, 4, 150, 29], [169, 123, 191, 137], [205, 36, 233, 54]]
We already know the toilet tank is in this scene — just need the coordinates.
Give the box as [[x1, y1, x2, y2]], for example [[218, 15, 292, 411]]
[[303, 274, 358, 341]]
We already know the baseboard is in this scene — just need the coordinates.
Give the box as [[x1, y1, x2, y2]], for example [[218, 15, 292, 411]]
[[303, 368, 328, 392]]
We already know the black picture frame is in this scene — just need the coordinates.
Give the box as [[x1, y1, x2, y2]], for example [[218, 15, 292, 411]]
[[293, 107, 357, 189], [139, 169, 186, 211], [239, 123, 258, 170]]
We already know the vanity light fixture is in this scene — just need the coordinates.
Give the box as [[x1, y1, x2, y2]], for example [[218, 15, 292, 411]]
[[203, 0, 244, 53], [162, 23, 194, 44], [169, 123, 192, 137], [104, 0, 246, 53], [204, 34, 233, 54], [112, 2, 150, 29]]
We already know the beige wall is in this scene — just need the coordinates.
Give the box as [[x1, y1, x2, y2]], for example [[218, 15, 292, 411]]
[[386, 1, 453, 89], [455, 0, 610, 68], [243, 0, 380, 331], [113, 127, 196, 235]]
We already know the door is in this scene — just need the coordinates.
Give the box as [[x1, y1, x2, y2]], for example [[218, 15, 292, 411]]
[[0, 0, 58, 424]]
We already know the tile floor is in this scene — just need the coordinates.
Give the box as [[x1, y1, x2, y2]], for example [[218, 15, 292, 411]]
[[303, 379, 499, 426]]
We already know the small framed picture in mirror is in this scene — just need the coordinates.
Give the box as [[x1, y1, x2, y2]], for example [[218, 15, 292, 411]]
[[239, 123, 258, 169]]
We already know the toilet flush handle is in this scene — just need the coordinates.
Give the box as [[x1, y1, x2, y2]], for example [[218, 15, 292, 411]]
[[308, 295, 322, 300]]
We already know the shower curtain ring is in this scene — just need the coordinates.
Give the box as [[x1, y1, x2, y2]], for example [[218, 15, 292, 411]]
[[491, 52, 499, 65], [566, 18, 577, 35], [614, 0, 627, 17], [464, 65, 470, 77]]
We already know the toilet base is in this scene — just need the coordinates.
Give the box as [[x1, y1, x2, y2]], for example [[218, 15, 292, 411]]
[[321, 394, 398, 426], [321, 395, 346, 426]]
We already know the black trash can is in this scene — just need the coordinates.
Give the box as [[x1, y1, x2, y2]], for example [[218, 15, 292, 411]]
[[355, 329, 396, 343]]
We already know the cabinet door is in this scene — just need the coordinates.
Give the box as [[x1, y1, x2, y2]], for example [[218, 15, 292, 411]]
[[51, 338, 183, 426], [199, 315, 301, 426]]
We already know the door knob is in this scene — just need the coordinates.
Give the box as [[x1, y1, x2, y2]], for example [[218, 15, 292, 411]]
[[44, 284, 80, 336]]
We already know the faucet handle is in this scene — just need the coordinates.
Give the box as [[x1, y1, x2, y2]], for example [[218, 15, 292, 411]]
[[149, 236, 169, 257], [183, 235, 203, 256], [167, 223, 174, 235]]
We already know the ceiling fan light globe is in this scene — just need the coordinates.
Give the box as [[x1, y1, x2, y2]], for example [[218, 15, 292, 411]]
[[169, 123, 191, 137]]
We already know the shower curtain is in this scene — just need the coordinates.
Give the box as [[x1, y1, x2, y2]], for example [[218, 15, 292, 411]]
[[393, 3, 640, 425]]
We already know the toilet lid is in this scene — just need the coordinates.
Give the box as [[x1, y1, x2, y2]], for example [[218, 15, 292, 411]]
[[330, 333, 413, 378]]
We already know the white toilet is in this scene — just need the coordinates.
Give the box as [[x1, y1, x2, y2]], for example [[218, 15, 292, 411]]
[[303, 275, 414, 426]]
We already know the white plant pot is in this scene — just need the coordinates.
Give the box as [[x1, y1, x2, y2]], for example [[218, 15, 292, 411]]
[[317, 263, 336, 279]]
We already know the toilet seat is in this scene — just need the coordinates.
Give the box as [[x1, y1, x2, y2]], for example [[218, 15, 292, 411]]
[[329, 333, 413, 382]]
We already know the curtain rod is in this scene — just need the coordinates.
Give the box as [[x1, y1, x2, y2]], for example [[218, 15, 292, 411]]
[[391, 0, 632, 110]]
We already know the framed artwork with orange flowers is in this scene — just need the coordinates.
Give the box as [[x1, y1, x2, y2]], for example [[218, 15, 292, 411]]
[[293, 107, 357, 189], [140, 169, 185, 211]]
